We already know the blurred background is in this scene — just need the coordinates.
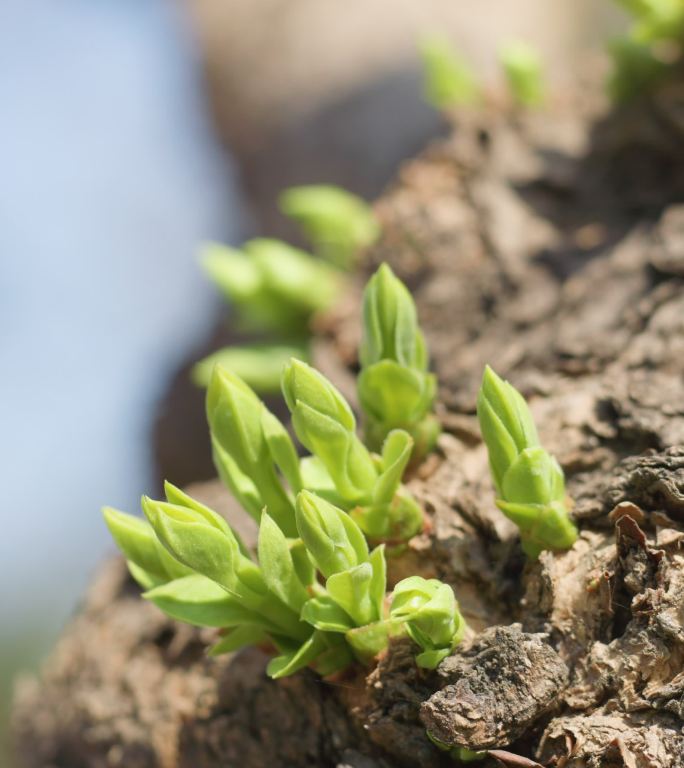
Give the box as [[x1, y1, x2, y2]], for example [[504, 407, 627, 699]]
[[0, 0, 624, 762]]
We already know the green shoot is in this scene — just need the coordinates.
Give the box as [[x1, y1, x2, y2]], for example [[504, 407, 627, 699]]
[[419, 35, 479, 109], [279, 185, 380, 269], [499, 41, 544, 108], [390, 576, 466, 669], [477, 366, 577, 559], [358, 263, 440, 461], [282, 358, 423, 543]]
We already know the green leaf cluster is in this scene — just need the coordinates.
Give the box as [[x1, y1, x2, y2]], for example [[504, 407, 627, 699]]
[[279, 185, 380, 269], [390, 577, 466, 669], [201, 238, 340, 336], [499, 41, 544, 107], [358, 264, 440, 462], [282, 357, 424, 543], [477, 366, 578, 560], [610, 0, 684, 102]]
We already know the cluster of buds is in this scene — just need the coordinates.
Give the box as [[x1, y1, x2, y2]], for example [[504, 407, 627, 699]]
[[201, 238, 340, 337], [194, 237, 341, 393], [279, 184, 380, 269], [282, 358, 423, 543], [477, 366, 578, 560], [358, 264, 440, 462], [104, 481, 464, 677]]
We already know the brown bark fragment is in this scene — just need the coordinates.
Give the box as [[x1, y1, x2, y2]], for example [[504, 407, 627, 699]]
[[420, 625, 568, 750]]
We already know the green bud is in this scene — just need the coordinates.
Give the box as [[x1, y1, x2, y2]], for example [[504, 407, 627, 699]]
[[295, 491, 368, 579], [476, 365, 539, 495], [283, 359, 377, 502], [200, 243, 261, 304], [499, 41, 544, 108], [245, 238, 340, 316], [360, 263, 427, 370], [358, 264, 439, 457], [279, 184, 380, 269], [419, 35, 479, 110], [142, 496, 241, 592], [390, 576, 465, 668], [477, 366, 578, 559], [207, 365, 297, 536]]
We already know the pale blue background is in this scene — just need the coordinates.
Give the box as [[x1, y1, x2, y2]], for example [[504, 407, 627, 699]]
[[0, 0, 239, 652]]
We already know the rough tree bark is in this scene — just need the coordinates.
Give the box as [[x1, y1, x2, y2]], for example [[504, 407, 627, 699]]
[[12, 83, 684, 767]]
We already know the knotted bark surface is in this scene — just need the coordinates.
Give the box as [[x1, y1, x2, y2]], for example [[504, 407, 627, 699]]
[[13, 85, 684, 767]]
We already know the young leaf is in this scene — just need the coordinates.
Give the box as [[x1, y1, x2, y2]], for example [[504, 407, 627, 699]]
[[209, 625, 268, 656], [211, 436, 264, 522], [368, 545, 387, 620], [300, 596, 354, 633], [283, 358, 377, 502], [142, 497, 240, 592], [258, 513, 309, 612], [372, 430, 414, 505], [208, 365, 297, 536], [267, 631, 328, 679], [326, 563, 375, 626], [295, 491, 368, 578], [103, 507, 191, 582], [261, 408, 303, 494], [144, 574, 276, 629]]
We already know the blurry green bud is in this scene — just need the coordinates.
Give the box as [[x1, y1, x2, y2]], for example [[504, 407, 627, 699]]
[[500, 41, 544, 107], [245, 238, 340, 316], [295, 491, 368, 579], [207, 365, 296, 535], [283, 359, 377, 502], [279, 184, 380, 269], [192, 343, 306, 393], [200, 243, 261, 304], [391, 576, 465, 668], [419, 35, 479, 110]]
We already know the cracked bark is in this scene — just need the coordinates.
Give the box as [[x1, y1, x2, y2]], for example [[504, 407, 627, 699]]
[[12, 82, 684, 767]]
